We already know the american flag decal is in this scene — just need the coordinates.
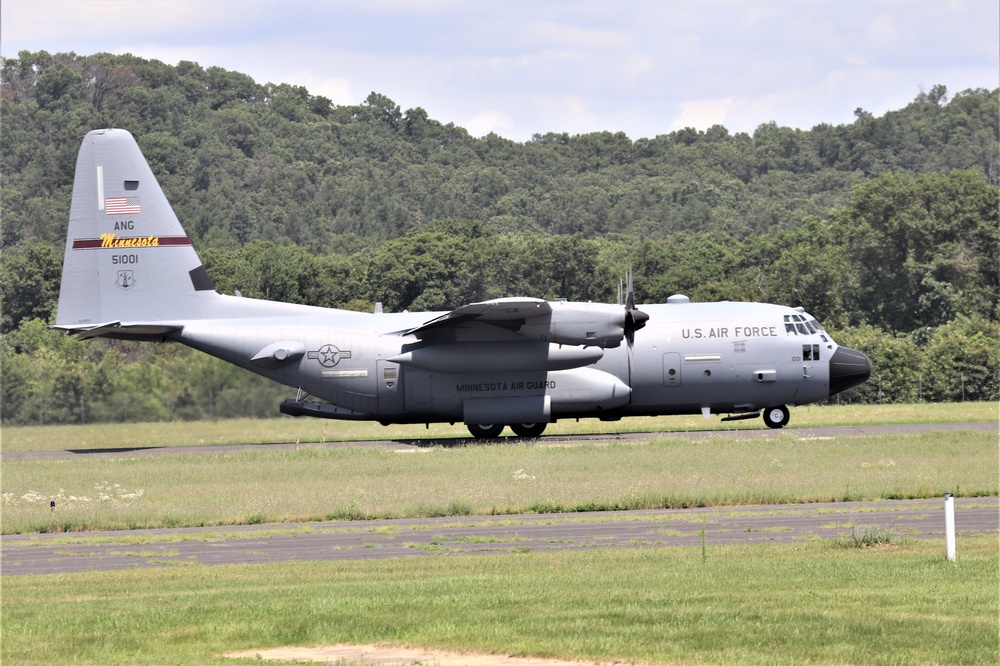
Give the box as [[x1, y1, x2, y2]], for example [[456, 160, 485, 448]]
[[105, 196, 141, 215]]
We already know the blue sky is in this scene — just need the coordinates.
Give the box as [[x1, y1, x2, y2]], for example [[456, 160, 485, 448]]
[[3, 0, 997, 142]]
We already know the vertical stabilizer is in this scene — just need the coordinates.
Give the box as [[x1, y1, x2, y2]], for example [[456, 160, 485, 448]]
[[55, 129, 219, 328]]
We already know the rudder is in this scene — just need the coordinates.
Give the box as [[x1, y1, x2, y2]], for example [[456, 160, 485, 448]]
[[55, 129, 219, 329]]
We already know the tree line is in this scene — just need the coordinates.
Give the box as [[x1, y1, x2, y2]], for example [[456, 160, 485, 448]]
[[1, 51, 997, 425], [3, 51, 997, 250]]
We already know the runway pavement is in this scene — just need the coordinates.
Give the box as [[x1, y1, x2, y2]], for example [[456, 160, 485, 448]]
[[2, 421, 995, 461], [3, 497, 997, 575]]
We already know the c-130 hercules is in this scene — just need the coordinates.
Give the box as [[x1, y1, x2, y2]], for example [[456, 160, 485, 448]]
[[53, 129, 872, 438]]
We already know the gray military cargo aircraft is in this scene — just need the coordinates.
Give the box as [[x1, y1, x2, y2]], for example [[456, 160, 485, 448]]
[[52, 129, 872, 437]]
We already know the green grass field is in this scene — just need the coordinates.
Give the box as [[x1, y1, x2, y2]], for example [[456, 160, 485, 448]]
[[1, 404, 997, 665], [2, 429, 996, 534], [2, 539, 996, 665]]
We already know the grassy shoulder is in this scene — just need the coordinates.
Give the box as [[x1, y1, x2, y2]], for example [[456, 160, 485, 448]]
[[2, 538, 996, 665], [3, 430, 996, 534], [2, 401, 996, 453]]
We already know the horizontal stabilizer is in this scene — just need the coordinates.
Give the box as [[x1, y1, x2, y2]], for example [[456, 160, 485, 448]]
[[50, 321, 182, 340]]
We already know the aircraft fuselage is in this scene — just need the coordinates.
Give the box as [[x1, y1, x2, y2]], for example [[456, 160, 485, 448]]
[[172, 296, 861, 431]]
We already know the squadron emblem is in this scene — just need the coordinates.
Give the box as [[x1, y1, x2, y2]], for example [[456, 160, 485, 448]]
[[115, 270, 136, 290]]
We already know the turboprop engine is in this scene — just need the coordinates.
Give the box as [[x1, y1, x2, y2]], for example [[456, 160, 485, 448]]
[[517, 301, 635, 348]]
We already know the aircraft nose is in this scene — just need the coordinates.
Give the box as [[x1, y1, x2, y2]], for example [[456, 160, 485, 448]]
[[829, 346, 872, 396]]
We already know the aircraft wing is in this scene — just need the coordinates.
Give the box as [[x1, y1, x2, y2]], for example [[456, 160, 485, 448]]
[[405, 298, 551, 339], [405, 297, 632, 349], [396, 297, 611, 372]]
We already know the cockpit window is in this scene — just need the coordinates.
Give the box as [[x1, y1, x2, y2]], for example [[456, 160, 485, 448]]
[[785, 313, 826, 337]]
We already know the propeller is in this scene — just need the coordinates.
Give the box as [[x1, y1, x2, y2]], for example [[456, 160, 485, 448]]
[[623, 267, 649, 344], [619, 267, 649, 400]]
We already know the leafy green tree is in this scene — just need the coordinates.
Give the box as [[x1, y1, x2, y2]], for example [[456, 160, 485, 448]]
[[916, 316, 1000, 402], [362, 92, 402, 130], [829, 324, 921, 404], [753, 219, 850, 326], [839, 170, 999, 331], [0, 242, 62, 333], [364, 220, 493, 311]]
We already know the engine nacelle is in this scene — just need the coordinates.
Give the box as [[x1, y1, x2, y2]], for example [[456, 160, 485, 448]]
[[517, 301, 627, 348]]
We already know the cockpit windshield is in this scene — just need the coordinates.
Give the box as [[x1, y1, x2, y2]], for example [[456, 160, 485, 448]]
[[784, 313, 828, 342]]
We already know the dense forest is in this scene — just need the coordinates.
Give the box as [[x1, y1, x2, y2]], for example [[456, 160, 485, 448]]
[[1, 51, 997, 425]]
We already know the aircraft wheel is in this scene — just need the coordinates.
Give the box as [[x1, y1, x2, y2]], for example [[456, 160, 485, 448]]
[[467, 423, 505, 439], [763, 405, 790, 429], [510, 423, 547, 438]]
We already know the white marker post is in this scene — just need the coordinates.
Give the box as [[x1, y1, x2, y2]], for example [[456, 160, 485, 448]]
[[944, 493, 956, 562]]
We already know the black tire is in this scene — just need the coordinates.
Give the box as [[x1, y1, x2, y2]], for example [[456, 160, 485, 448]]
[[510, 422, 547, 438], [763, 405, 790, 429], [467, 423, 505, 438]]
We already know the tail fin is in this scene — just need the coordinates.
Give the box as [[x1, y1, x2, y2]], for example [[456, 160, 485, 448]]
[[54, 129, 220, 336]]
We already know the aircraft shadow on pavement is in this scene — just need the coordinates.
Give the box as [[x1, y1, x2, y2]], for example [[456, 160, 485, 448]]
[[395, 437, 523, 449], [69, 446, 165, 454]]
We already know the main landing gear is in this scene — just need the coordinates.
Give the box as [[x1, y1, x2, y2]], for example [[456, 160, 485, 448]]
[[763, 405, 790, 429], [466, 423, 548, 439], [467, 408, 790, 438]]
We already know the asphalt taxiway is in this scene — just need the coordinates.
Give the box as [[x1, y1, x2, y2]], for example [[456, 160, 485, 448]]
[[3, 497, 997, 575]]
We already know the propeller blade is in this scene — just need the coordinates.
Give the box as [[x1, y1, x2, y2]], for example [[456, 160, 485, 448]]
[[623, 265, 649, 344]]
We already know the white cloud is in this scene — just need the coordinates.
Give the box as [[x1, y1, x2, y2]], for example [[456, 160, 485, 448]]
[[464, 110, 515, 138], [3, 0, 250, 43], [865, 14, 902, 50], [524, 22, 633, 50], [671, 97, 735, 132], [282, 71, 355, 105], [534, 95, 601, 135]]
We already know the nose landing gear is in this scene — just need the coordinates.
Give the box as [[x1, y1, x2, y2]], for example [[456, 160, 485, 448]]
[[763, 405, 790, 429]]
